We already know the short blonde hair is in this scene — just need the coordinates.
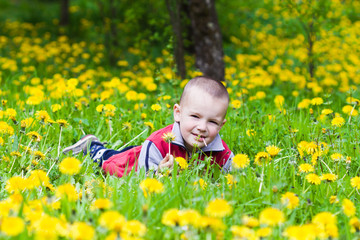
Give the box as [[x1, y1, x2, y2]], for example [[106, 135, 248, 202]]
[[180, 76, 229, 104]]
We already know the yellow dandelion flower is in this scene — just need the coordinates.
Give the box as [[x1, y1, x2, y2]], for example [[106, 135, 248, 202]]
[[56, 119, 69, 128], [28, 170, 50, 187], [265, 145, 281, 157], [33, 150, 45, 160], [299, 163, 314, 173], [205, 198, 233, 218], [121, 220, 147, 238], [283, 224, 318, 240], [0, 136, 4, 146], [297, 99, 311, 109], [139, 178, 164, 198], [70, 222, 95, 240], [175, 157, 188, 170], [320, 173, 337, 182], [144, 121, 154, 130], [259, 207, 285, 226], [20, 117, 35, 129], [312, 212, 338, 238], [231, 225, 255, 239], [74, 101, 82, 111], [30, 214, 62, 239], [51, 104, 62, 112], [306, 141, 318, 155], [342, 105, 356, 115], [311, 97, 324, 105], [311, 152, 320, 165], [178, 209, 201, 226], [162, 208, 180, 226], [274, 95, 285, 109], [312, 211, 337, 226], [231, 99, 242, 109], [242, 215, 259, 228], [91, 198, 113, 210], [281, 192, 300, 210], [125, 90, 138, 101], [5, 176, 28, 193], [1, 216, 25, 236], [350, 176, 360, 189], [162, 132, 175, 143], [322, 109, 333, 115], [104, 104, 116, 114], [306, 173, 321, 185], [117, 60, 129, 67], [59, 157, 81, 175], [99, 211, 126, 232], [96, 104, 104, 113], [256, 227, 272, 238], [26, 131, 42, 142], [350, 217, 360, 233], [35, 110, 51, 123], [151, 104, 161, 112], [268, 114, 276, 122], [330, 153, 343, 162], [329, 195, 339, 204], [225, 174, 237, 187], [195, 216, 225, 231], [331, 116, 345, 127], [297, 141, 308, 151], [254, 152, 271, 166], [10, 151, 22, 158], [256, 91, 266, 99], [342, 199, 356, 217], [55, 183, 78, 201], [232, 153, 250, 169], [246, 129, 256, 136], [141, 113, 147, 119], [5, 108, 17, 118]]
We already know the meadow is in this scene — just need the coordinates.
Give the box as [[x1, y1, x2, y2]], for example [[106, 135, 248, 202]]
[[1, 0, 360, 239]]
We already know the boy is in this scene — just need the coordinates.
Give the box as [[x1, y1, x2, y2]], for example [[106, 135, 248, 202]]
[[62, 76, 234, 177]]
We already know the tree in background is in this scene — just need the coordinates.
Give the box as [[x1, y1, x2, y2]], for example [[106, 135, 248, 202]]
[[166, 0, 225, 81], [166, 0, 187, 79], [280, 0, 333, 79], [57, 0, 226, 80], [188, 0, 225, 81], [60, 0, 69, 26]]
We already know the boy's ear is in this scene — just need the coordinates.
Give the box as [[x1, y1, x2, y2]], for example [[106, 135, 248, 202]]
[[173, 104, 181, 122], [220, 119, 227, 128]]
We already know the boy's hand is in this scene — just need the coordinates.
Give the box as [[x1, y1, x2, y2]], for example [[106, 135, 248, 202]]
[[158, 153, 174, 171]]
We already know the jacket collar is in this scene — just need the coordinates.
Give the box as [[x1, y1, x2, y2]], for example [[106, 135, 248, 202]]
[[171, 122, 225, 152]]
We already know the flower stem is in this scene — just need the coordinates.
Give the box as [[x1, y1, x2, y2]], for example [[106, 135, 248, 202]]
[[57, 126, 63, 158]]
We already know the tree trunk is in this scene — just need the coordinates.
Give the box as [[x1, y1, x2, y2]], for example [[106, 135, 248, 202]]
[[97, 0, 119, 65], [188, 0, 225, 81], [166, 0, 187, 79], [60, 0, 69, 26], [109, 0, 119, 65]]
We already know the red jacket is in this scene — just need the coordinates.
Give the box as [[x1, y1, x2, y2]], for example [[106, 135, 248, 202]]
[[102, 123, 232, 177]]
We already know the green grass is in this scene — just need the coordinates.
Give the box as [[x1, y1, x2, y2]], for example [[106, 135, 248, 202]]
[[1, 0, 360, 239]]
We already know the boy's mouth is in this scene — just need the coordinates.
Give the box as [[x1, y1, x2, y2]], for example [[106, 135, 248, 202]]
[[193, 133, 206, 141]]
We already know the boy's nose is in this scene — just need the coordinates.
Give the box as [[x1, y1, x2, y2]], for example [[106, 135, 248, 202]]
[[197, 120, 207, 131]]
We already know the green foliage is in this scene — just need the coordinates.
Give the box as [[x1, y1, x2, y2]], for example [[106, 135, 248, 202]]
[[1, 0, 360, 239]]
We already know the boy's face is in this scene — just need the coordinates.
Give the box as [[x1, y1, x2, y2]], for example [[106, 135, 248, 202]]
[[173, 86, 228, 152]]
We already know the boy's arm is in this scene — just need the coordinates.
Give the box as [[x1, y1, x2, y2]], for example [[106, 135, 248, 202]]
[[137, 140, 166, 171], [222, 152, 234, 172]]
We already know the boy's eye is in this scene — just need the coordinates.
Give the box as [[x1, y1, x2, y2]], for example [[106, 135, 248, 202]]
[[191, 115, 199, 118], [210, 121, 219, 125]]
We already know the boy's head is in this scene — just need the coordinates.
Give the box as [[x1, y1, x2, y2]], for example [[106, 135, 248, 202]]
[[174, 76, 229, 152]]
